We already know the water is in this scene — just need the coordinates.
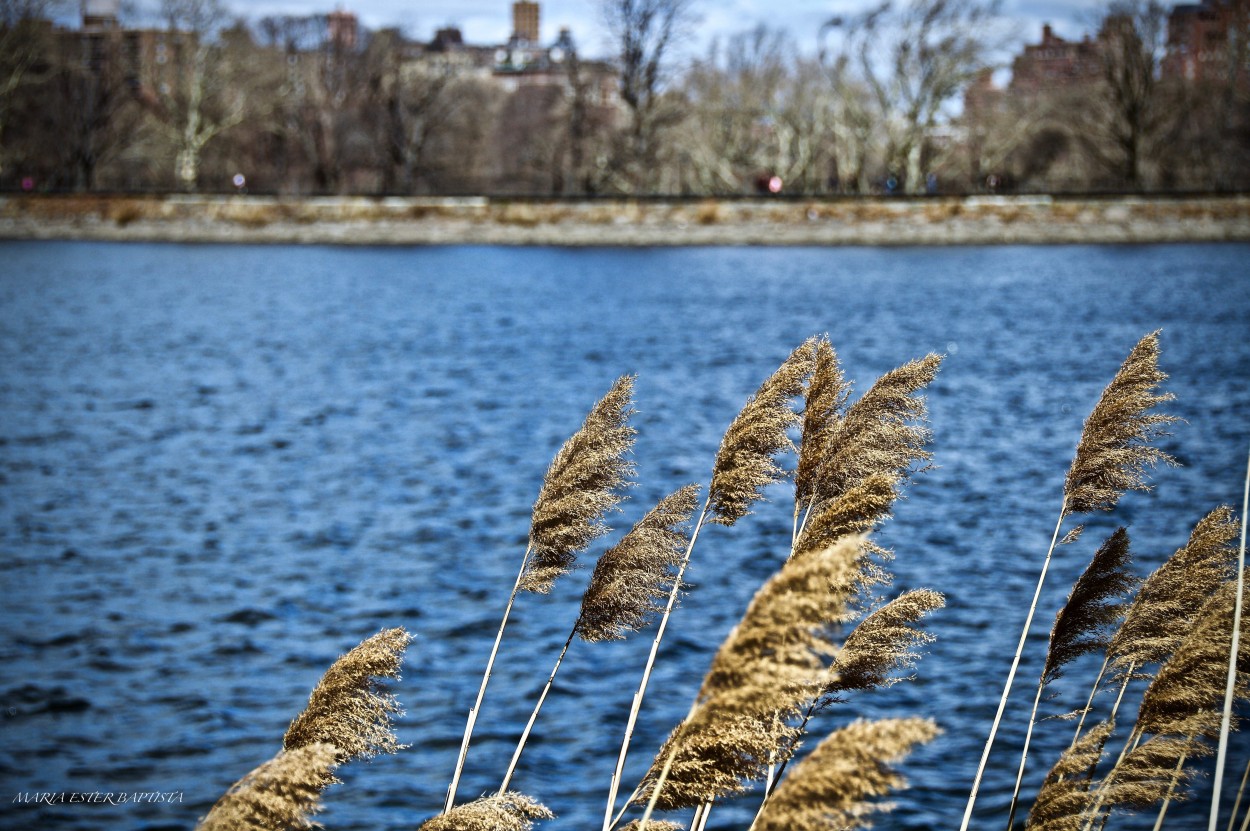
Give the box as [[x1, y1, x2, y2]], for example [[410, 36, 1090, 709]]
[[0, 241, 1247, 831]]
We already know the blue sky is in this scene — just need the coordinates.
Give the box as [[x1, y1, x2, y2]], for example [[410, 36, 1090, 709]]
[[226, 0, 1115, 57]]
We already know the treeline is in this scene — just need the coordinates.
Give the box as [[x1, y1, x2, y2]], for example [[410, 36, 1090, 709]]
[[1, 0, 1248, 196]]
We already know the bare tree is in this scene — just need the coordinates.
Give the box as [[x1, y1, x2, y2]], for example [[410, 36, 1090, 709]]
[[147, 0, 244, 190], [823, 0, 998, 193], [0, 0, 59, 180], [601, 0, 694, 192], [1080, 1, 1168, 189], [676, 26, 837, 194]]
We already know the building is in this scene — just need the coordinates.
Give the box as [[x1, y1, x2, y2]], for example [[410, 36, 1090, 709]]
[[1163, 0, 1250, 84], [1008, 23, 1105, 96]]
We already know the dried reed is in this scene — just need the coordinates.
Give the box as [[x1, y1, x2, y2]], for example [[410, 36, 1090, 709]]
[[284, 627, 411, 761], [803, 353, 941, 516], [524, 374, 639, 593], [419, 792, 553, 831], [198, 628, 410, 831], [751, 717, 940, 831], [961, 332, 1176, 831], [577, 485, 702, 643], [604, 346, 812, 831], [196, 743, 340, 831], [448, 376, 637, 812], [707, 341, 811, 525], [499, 486, 699, 793], [1027, 721, 1116, 831], [1212, 449, 1250, 831], [1006, 529, 1136, 829], [1063, 331, 1178, 516]]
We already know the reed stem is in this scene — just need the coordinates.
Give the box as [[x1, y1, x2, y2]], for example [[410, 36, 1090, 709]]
[[1071, 655, 1111, 752], [959, 506, 1067, 831], [445, 543, 533, 813], [1211, 447, 1249, 831], [498, 626, 577, 794], [602, 499, 711, 831], [1153, 748, 1189, 831], [1228, 756, 1250, 831], [1005, 677, 1047, 831]]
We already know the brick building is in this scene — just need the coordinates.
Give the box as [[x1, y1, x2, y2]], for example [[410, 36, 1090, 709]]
[[1162, 0, 1249, 84]]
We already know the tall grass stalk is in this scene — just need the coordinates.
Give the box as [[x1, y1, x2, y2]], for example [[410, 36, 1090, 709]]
[[445, 543, 532, 813], [447, 376, 636, 812], [1006, 528, 1134, 830], [962, 332, 1175, 831], [1211, 448, 1250, 831], [603, 499, 712, 831], [1230, 757, 1250, 831]]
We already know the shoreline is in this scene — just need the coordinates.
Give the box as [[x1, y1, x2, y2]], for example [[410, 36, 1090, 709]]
[[3, 193, 1249, 246]]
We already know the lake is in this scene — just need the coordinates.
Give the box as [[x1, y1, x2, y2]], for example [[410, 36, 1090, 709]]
[[0, 241, 1247, 831]]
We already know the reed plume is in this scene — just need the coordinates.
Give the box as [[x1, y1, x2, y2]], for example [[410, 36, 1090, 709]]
[[794, 337, 850, 510], [1006, 529, 1135, 830], [1063, 331, 1177, 515], [822, 589, 945, 698], [962, 332, 1177, 831], [1136, 581, 1249, 739], [419, 792, 553, 831], [283, 627, 411, 761], [637, 701, 803, 811], [1108, 507, 1238, 679], [450, 377, 637, 812], [1042, 529, 1136, 687], [1026, 721, 1115, 831], [707, 342, 810, 525], [751, 717, 939, 831], [196, 743, 340, 831], [637, 540, 942, 818], [792, 473, 900, 561], [577, 485, 701, 643], [803, 353, 942, 516], [499, 486, 698, 793], [619, 821, 683, 831], [524, 374, 638, 593], [698, 535, 875, 703], [605, 346, 813, 831], [1097, 734, 1210, 814]]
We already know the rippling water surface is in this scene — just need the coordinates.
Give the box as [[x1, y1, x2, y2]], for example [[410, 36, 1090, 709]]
[[1, 241, 1248, 831]]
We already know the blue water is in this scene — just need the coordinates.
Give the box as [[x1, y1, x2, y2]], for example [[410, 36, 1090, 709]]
[[0, 241, 1247, 831]]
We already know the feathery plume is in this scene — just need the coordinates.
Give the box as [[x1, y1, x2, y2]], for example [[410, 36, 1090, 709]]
[[524, 374, 637, 593], [793, 473, 900, 560], [1026, 721, 1115, 831], [807, 354, 942, 513], [1063, 331, 1177, 515], [795, 337, 850, 509], [196, 743, 339, 831], [619, 821, 684, 831], [1137, 581, 1249, 739], [1098, 734, 1210, 813], [419, 792, 553, 831], [823, 589, 945, 698], [1109, 507, 1238, 677], [752, 717, 939, 831], [707, 344, 810, 525], [962, 333, 1169, 831], [577, 485, 700, 643], [698, 535, 873, 703], [283, 627, 410, 762], [636, 702, 802, 811], [1006, 530, 1135, 830], [1043, 528, 1136, 687]]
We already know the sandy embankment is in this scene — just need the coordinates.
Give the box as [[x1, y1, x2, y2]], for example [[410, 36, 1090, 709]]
[[2, 193, 1248, 246]]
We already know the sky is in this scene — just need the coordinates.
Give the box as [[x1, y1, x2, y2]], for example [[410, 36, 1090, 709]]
[[221, 0, 1117, 58]]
